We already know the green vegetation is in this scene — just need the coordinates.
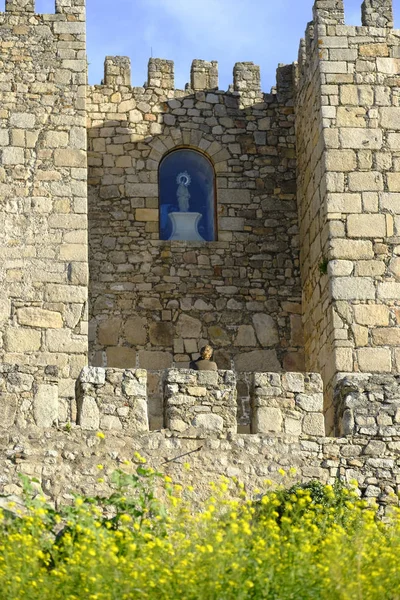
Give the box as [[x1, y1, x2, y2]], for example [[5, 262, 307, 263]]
[[1, 457, 400, 600]]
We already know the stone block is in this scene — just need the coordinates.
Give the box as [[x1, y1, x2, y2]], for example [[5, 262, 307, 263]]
[[80, 367, 106, 385], [54, 149, 86, 167], [296, 393, 324, 412], [192, 414, 224, 432], [335, 347, 353, 371], [282, 372, 305, 393], [136, 209, 158, 222], [139, 351, 173, 370], [176, 314, 202, 339], [331, 277, 375, 300], [2, 147, 24, 165], [101, 415, 123, 430], [149, 322, 174, 347], [330, 239, 374, 260], [125, 317, 147, 345], [10, 113, 35, 128], [78, 396, 100, 430], [234, 325, 257, 347], [357, 348, 392, 372], [253, 407, 283, 433], [218, 189, 251, 204], [0, 394, 17, 428], [348, 172, 383, 192], [372, 328, 400, 346], [46, 284, 87, 303], [122, 376, 147, 398], [340, 128, 382, 150], [326, 193, 361, 213], [234, 350, 281, 372], [378, 282, 400, 299], [46, 330, 87, 354], [106, 347, 137, 368], [354, 305, 390, 326], [252, 314, 279, 347], [33, 385, 58, 428], [387, 174, 400, 192], [347, 214, 386, 238], [380, 107, 400, 129], [126, 183, 158, 197], [98, 318, 121, 346], [302, 413, 325, 437], [17, 308, 63, 329], [325, 150, 356, 171], [5, 328, 41, 352]]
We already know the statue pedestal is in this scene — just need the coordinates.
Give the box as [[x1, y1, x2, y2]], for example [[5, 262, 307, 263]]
[[168, 212, 205, 242]]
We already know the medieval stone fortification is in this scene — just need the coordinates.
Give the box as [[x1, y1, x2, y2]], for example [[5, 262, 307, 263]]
[[1, 0, 400, 507]]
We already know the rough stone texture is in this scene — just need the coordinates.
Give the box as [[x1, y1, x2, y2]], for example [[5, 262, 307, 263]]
[[87, 59, 304, 380], [2, 0, 400, 508], [0, 0, 88, 410], [335, 374, 400, 436], [251, 372, 325, 435], [295, 0, 400, 434], [164, 369, 237, 435], [0, 364, 60, 427], [76, 368, 149, 432]]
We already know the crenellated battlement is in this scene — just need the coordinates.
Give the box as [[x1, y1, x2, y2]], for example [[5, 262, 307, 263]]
[[2, 0, 85, 19], [361, 0, 393, 27], [98, 55, 291, 99]]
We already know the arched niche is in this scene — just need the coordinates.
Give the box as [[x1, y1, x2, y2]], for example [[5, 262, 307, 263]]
[[159, 148, 217, 242]]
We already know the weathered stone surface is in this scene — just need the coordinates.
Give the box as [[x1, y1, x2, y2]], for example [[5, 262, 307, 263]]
[[78, 396, 100, 430], [125, 318, 147, 345], [149, 323, 174, 347], [303, 413, 325, 437], [253, 407, 283, 433], [0, 394, 17, 428], [176, 315, 202, 339], [98, 319, 121, 346], [234, 325, 257, 347], [192, 413, 224, 432], [80, 367, 106, 385], [234, 350, 281, 372], [33, 385, 58, 428], [252, 314, 279, 346], [17, 308, 63, 329], [139, 351, 173, 370], [5, 329, 41, 353]]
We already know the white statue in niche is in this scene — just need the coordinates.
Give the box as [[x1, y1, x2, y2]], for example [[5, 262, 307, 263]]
[[168, 171, 205, 242], [177, 171, 191, 211]]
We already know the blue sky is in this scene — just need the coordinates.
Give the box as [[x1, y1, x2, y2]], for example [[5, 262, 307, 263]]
[[14, 0, 400, 90]]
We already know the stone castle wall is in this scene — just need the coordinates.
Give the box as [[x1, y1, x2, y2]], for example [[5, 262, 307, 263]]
[[1, 366, 400, 512], [295, 0, 400, 433], [0, 0, 88, 421], [1, 0, 400, 507], [86, 59, 305, 418]]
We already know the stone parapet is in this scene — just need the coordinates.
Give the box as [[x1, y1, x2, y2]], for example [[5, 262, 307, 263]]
[[103, 57, 131, 87], [76, 367, 149, 432], [190, 60, 218, 91], [252, 372, 325, 437], [164, 369, 237, 435], [335, 374, 400, 437], [147, 58, 175, 90], [0, 364, 59, 429], [361, 0, 393, 27], [0, 427, 399, 510]]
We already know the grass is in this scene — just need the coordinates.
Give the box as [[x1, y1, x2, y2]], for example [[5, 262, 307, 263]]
[[0, 456, 400, 599]]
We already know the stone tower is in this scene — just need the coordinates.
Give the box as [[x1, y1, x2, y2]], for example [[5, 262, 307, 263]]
[[296, 0, 400, 432], [0, 0, 88, 421], [0, 0, 399, 454]]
